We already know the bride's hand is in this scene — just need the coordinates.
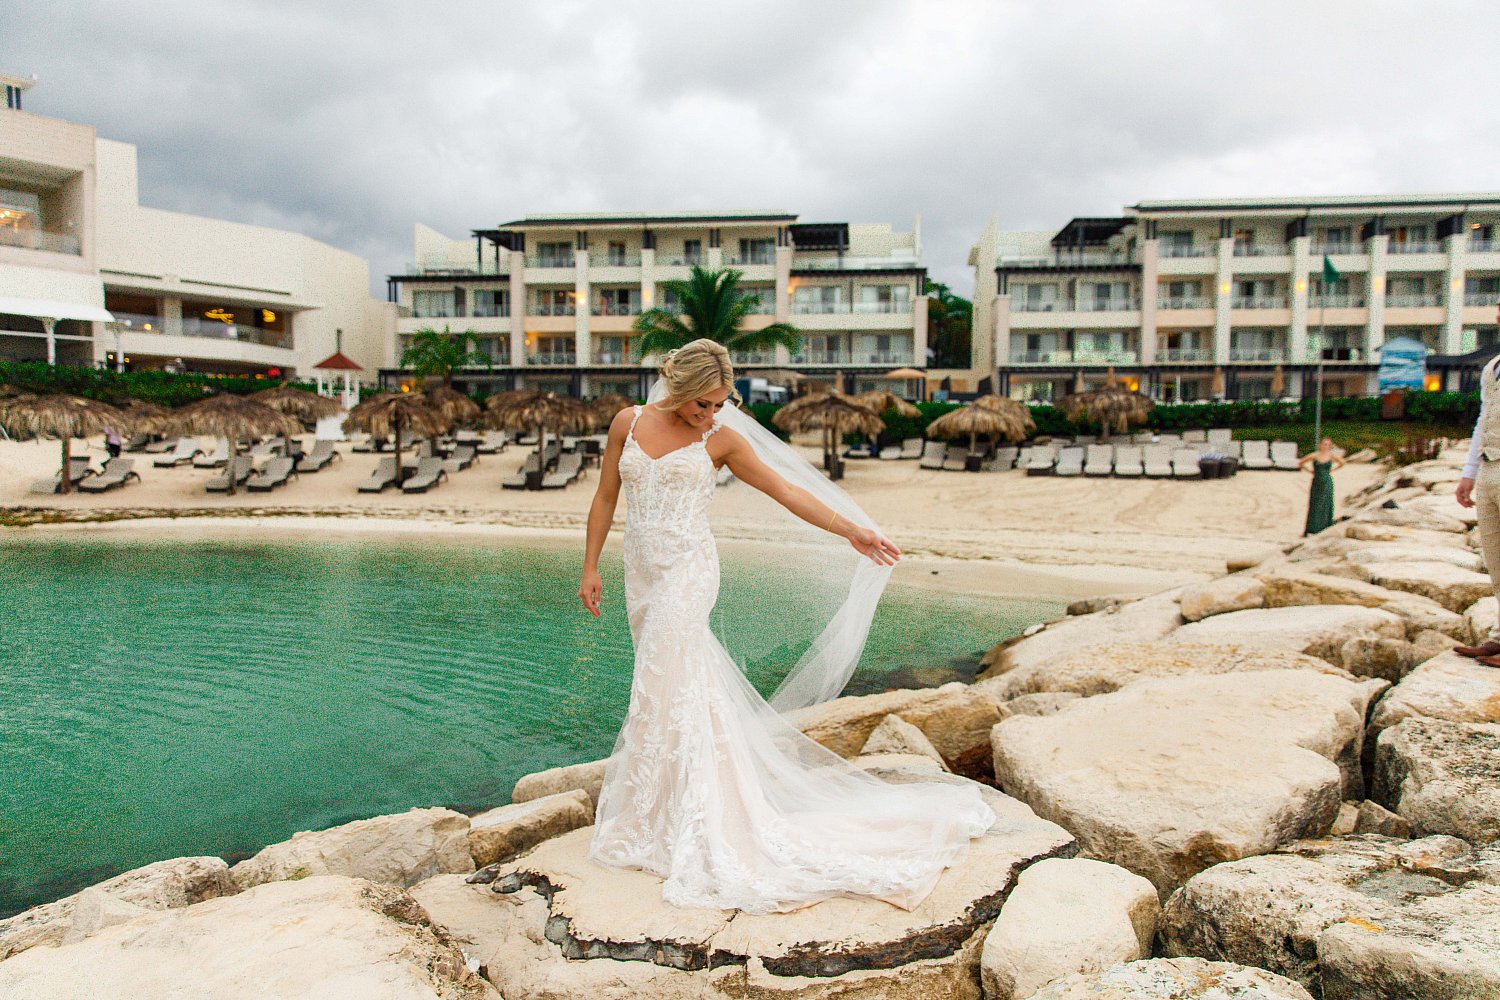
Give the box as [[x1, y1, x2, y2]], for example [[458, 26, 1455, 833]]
[[579, 569, 603, 617], [849, 526, 901, 566]]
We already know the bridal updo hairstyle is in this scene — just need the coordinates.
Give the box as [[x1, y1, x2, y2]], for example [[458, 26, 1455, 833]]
[[654, 339, 741, 409]]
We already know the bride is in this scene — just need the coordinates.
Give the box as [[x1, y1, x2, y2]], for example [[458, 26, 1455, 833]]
[[578, 339, 995, 914]]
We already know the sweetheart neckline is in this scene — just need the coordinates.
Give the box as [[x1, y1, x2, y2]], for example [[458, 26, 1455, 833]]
[[625, 433, 709, 464]]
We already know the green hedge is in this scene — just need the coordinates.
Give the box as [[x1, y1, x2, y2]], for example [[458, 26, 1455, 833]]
[[0, 361, 316, 407]]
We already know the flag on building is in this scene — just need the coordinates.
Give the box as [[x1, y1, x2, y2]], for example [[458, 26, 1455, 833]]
[[1322, 256, 1340, 285]]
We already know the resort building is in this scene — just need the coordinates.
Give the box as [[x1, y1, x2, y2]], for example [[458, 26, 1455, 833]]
[[971, 194, 1500, 401], [386, 212, 928, 397], [0, 72, 393, 379]]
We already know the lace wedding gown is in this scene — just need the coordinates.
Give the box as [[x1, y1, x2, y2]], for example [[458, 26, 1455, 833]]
[[588, 406, 996, 914]]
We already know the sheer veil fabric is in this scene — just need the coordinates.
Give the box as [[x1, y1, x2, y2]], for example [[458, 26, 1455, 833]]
[[587, 383, 996, 914]]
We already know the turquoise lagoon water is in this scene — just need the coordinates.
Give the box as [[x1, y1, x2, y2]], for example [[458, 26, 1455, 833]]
[[0, 535, 1062, 919]]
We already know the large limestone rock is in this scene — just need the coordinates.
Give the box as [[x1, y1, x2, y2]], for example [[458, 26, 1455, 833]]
[[230, 806, 474, 890], [975, 641, 1347, 702], [992, 670, 1384, 898], [978, 858, 1158, 1000], [0, 876, 499, 999], [1344, 521, 1471, 548], [1354, 560, 1493, 613], [1178, 576, 1265, 622], [979, 589, 1184, 679], [457, 779, 1075, 999], [1026, 958, 1313, 999], [1159, 835, 1500, 999], [1373, 717, 1500, 843], [1402, 492, 1479, 528], [512, 758, 609, 807], [790, 681, 1003, 773], [1368, 649, 1500, 733], [1255, 567, 1468, 640], [1353, 505, 1467, 534], [0, 855, 237, 961], [1343, 543, 1484, 572], [859, 713, 948, 768], [468, 790, 595, 869], [1465, 595, 1497, 642], [1167, 604, 1406, 671]]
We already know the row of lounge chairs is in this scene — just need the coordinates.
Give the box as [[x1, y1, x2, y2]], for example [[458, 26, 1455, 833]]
[[31, 457, 144, 494], [502, 447, 584, 489]]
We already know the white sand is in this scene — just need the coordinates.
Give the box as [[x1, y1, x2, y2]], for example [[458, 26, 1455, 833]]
[[0, 436, 1384, 600]]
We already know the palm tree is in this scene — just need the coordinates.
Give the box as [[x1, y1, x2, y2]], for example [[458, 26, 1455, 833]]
[[399, 327, 491, 387], [925, 279, 972, 369], [633, 266, 801, 360]]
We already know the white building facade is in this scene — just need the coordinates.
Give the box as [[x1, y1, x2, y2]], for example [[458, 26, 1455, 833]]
[[388, 212, 928, 397], [0, 74, 393, 380], [973, 194, 1500, 402]]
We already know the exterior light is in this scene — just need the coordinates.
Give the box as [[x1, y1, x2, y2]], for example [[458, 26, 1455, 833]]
[[1372, 278, 1383, 290], [1296, 280, 1306, 291], [206, 307, 234, 323], [261, 309, 277, 323], [1424, 374, 1441, 392], [143, 322, 153, 331], [1220, 282, 1231, 293]]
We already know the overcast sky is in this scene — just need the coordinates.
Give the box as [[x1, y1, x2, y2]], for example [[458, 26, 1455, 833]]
[[10, 1, 1499, 296]]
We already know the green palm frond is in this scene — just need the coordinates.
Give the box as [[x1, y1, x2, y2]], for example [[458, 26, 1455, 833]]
[[400, 327, 491, 385], [632, 266, 802, 360]]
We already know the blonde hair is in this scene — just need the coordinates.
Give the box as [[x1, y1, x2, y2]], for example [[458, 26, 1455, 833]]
[[655, 339, 740, 409]]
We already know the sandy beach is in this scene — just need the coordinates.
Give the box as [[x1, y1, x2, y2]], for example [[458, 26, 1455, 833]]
[[1, 435, 1385, 600]]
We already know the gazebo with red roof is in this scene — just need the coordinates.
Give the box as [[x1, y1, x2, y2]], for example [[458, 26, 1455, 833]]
[[312, 347, 364, 410]]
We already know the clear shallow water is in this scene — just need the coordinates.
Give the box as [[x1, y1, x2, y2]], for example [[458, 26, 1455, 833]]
[[0, 535, 1062, 919]]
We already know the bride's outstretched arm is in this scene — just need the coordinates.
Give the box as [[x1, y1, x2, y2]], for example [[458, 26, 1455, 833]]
[[579, 409, 632, 617], [718, 427, 901, 566]]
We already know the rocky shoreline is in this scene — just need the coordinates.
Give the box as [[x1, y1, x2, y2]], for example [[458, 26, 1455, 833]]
[[2, 447, 1497, 998]]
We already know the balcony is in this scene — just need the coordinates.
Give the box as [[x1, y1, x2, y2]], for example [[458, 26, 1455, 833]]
[[661, 254, 705, 267], [1385, 293, 1442, 307], [1075, 298, 1138, 313], [852, 300, 913, 315], [108, 311, 166, 333], [1012, 299, 1065, 313], [1008, 350, 1073, 364], [471, 304, 509, 318], [1465, 291, 1499, 306], [1469, 238, 1499, 253], [1313, 242, 1361, 256], [599, 253, 642, 267], [1310, 294, 1365, 308], [743, 300, 776, 315], [1073, 349, 1139, 364], [411, 304, 458, 319], [1388, 240, 1443, 255], [591, 302, 641, 316], [791, 301, 850, 315], [1233, 243, 1288, 257], [0, 226, 80, 255], [526, 352, 577, 365], [1306, 348, 1364, 363], [593, 350, 636, 365], [179, 316, 292, 350], [794, 256, 920, 271], [465, 352, 510, 366], [790, 351, 853, 364], [1157, 348, 1213, 362], [861, 351, 914, 365], [527, 303, 576, 316], [1228, 348, 1284, 362], [732, 351, 776, 365], [1157, 296, 1212, 310], [1230, 294, 1287, 309], [725, 253, 776, 266], [1159, 243, 1211, 258], [524, 253, 576, 269]]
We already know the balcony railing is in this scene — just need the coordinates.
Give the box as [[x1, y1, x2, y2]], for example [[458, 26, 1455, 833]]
[[724, 253, 776, 266], [1230, 294, 1287, 309], [591, 302, 642, 316], [1388, 240, 1443, 255], [791, 301, 849, 315], [412, 304, 458, 319], [1228, 348, 1284, 362], [1233, 243, 1288, 257], [0, 226, 81, 255], [1009, 350, 1072, 364], [1469, 238, 1500, 254], [1310, 294, 1365, 308], [1313, 242, 1361, 256], [108, 311, 166, 333], [1157, 296, 1213, 309], [790, 351, 853, 364], [1074, 349, 1139, 364], [465, 352, 510, 366], [1012, 299, 1064, 312], [1465, 291, 1499, 306], [732, 351, 776, 365], [1306, 348, 1364, 362], [852, 299, 913, 314], [599, 254, 642, 267], [661, 254, 705, 267], [524, 253, 576, 268], [1157, 348, 1213, 362], [471, 304, 510, 318], [179, 316, 292, 350], [593, 350, 635, 365], [1159, 243, 1211, 258], [861, 351, 914, 365], [794, 256, 920, 271], [527, 303, 576, 316], [1385, 293, 1442, 307], [526, 352, 577, 365], [1076, 298, 1139, 313]]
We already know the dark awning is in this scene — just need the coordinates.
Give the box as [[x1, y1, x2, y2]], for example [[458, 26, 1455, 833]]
[[1051, 218, 1130, 248], [788, 222, 849, 251]]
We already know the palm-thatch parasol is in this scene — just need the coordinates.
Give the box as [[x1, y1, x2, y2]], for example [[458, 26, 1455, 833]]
[[249, 383, 345, 454], [926, 403, 1030, 461], [0, 393, 134, 494], [486, 391, 595, 483], [588, 393, 636, 426], [343, 393, 450, 488], [771, 391, 883, 477], [855, 389, 920, 419], [120, 398, 172, 436], [422, 385, 482, 426], [1060, 380, 1154, 443], [162, 393, 305, 496], [973, 394, 1038, 437]]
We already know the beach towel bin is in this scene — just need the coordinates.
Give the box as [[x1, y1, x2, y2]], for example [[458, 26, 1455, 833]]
[[1219, 456, 1239, 477], [965, 453, 982, 472], [1198, 456, 1222, 478]]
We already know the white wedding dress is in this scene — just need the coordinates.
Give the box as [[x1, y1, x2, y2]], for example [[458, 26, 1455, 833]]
[[588, 406, 996, 914]]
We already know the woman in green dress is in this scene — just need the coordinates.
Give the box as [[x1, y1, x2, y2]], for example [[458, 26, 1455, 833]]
[[1299, 437, 1346, 535]]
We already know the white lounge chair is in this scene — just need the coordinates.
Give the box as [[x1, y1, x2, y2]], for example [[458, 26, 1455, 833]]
[[33, 457, 97, 493], [358, 457, 399, 493], [297, 440, 340, 473], [1055, 447, 1085, 477], [1084, 444, 1114, 476], [1155, 433, 1182, 448], [1215, 440, 1243, 460], [1171, 448, 1202, 479], [476, 430, 509, 455], [986, 446, 1018, 472], [1182, 429, 1208, 444], [1206, 429, 1233, 450], [900, 438, 924, 459], [1113, 445, 1144, 477], [246, 457, 297, 492], [1240, 440, 1273, 470], [918, 441, 945, 470], [154, 438, 202, 468], [942, 444, 968, 471], [192, 439, 230, 469], [1025, 447, 1056, 476], [1271, 441, 1300, 471], [443, 445, 478, 473], [878, 445, 902, 460], [205, 455, 255, 492], [542, 453, 584, 489], [1142, 444, 1173, 478]]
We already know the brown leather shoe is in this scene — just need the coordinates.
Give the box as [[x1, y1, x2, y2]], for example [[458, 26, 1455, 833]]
[[1454, 640, 1500, 658], [1474, 654, 1500, 669]]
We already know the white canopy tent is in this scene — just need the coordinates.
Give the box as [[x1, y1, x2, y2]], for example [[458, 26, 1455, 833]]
[[0, 297, 115, 364]]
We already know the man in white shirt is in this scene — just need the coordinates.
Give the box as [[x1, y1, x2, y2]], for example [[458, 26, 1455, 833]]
[[1454, 303, 1500, 664]]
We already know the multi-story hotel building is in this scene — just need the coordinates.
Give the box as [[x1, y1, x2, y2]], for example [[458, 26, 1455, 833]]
[[0, 72, 392, 379], [386, 212, 928, 397], [972, 194, 1500, 402]]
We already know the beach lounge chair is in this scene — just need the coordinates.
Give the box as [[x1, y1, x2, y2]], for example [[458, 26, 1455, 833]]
[[476, 430, 509, 455], [77, 457, 141, 492], [351, 434, 376, 453], [247, 442, 278, 464], [878, 445, 902, 460], [1074, 435, 1096, 446], [542, 453, 584, 489], [192, 439, 230, 469], [154, 438, 202, 467], [1240, 440, 1272, 470], [918, 441, 945, 470], [1271, 441, 1300, 471], [1215, 440, 1242, 460], [205, 456, 255, 493], [1055, 447, 1085, 477], [1182, 429, 1208, 444], [143, 437, 177, 454], [1025, 447, 1056, 476], [122, 433, 149, 452], [1171, 448, 1203, 478], [31, 457, 95, 493], [442, 445, 478, 474], [400, 457, 448, 494], [1084, 444, 1114, 476], [358, 457, 399, 493], [1207, 428, 1233, 450], [899, 438, 924, 460], [942, 444, 969, 471], [1155, 433, 1182, 448], [245, 457, 296, 492], [986, 446, 1018, 472], [1113, 445, 1144, 477], [1132, 431, 1154, 443], [296, 440, 340, 473], [1142, 444, 1173, 478]]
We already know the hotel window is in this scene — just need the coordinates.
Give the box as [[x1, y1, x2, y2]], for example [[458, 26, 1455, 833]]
[[1017, 283, 1060, 311], [412, 290, 457, 318], [536, 241, 574, 267], [739, 286, 774, 313], [1082, 281, 1131, 309], [856, 284, 910, 313], [0, 187, 41, 232], [1389, 224, 1430, 245], [738, 238, 774, 265], [607, 241, 628, 266], [682, 239, 703, 265], [1233, 228, 1256, 251], [1162, 280, 1201, 304], [534, 335, 573, 359], [794, 285, 841, 313], [596, 288, 638, 315], [1159, 230, 1194, 248], [532, 289, 574, 315], [597, 336, 631, 363], [1078, 331, 1127, 355], [473, 289, 508, 317], [1318, 226, 1354, 249]]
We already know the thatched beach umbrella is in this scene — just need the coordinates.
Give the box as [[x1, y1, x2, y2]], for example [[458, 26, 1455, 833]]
[[163, 393, 304, 496], [973, 394, 1038, 437], [343, 392, 450, 487], [1060, 382, 1154, 443], [926, 403, 1029, 460], [588, 393, 636, 426], [855, 389, 920, 419], [486, 391, 594, 480], [121, 398, 172, 435], [422, 385, 482, 426], [772, 391, 883, 476], [250, 383, 344, 455], [0, 393, 134, 494]]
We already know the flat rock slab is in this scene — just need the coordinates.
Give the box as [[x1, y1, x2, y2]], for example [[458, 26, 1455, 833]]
[[1343, 522, 1471, 548], [1343, 543, 1483, 573], [980, 590, 1184, 679], [512, 758, 608, 807], [230, 806, 474, 890], [1027, 957, 1313, 999], [469, 789, 594, 868], [1168, 604, 1406, 669], [0, 876, 499, 1000], [992, 671, 1383, 898], [1368, 650, 1500, 732], [790, 681, 1003, 772], [1254, 568, 1468, 640], [476, 777, 1074, 997], [1373, 717, 1500, 843], [1354, 560, 1493, 613], [1160, 835, 1500, 999], [1179, 576, 1266, 622], [975, 641, 1348, 702]]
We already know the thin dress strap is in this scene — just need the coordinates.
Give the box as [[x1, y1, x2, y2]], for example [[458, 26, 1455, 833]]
[[627, 404, 643, 439], [701, 416, 723, 442]]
